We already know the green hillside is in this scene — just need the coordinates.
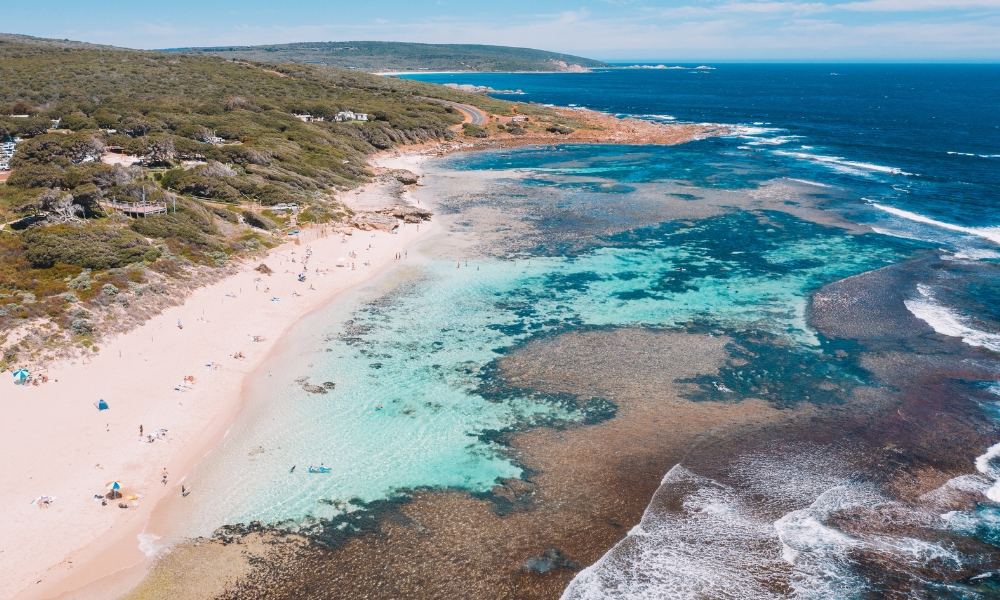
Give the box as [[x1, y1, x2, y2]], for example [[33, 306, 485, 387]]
[[0, 34, 567, 366], [162, 41, 607, 72]]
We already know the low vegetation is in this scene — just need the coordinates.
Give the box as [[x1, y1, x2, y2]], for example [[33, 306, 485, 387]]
[[0, 34, 582, 368], [163, 41, 607, 73]]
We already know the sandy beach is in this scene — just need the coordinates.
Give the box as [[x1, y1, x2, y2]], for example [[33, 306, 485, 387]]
[[0, 181, 433, 599]]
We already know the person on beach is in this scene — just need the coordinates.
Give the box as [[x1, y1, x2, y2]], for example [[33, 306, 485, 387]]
[[139, 424, 143, 437], [177, 319, 182, 329], [161, 468, 168, 485]]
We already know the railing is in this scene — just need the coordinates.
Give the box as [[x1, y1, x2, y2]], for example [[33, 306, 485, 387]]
[[99, 199, 168, 216]]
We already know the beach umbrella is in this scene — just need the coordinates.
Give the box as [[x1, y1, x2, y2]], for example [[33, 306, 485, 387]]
[[13, 369, 28, 380], [106, 480, 122, 498]]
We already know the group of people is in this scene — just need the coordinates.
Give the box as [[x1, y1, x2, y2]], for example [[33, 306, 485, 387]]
[[20, 373, 50, 387], [137, 424, 169, 444]]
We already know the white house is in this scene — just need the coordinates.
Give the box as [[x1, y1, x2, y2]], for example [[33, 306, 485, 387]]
[[0, 160, 10, 171], [334, 111, 368, 122], [1, 138, 16, 155]]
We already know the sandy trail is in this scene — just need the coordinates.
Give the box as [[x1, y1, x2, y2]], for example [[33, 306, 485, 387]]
[[1, 194, 432, 599]]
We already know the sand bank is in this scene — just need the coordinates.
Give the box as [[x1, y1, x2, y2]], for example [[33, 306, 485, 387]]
[[1, 200, 433, 599]]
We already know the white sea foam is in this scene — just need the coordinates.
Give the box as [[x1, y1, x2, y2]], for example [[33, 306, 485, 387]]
[[745, 135, 802, 146], [727, 125, 784, 138], [871, 203, 1000, 245], [137, 533, 163, 557], [773, 151, 914, 176], [563, 444, 978, 600], [773, 486, 872, 597], [904, 284, 1000, 352], [975, 441, 1000, 502], [561, 465, 788, 600], [787, 178, 833, 188], [949, 248, 1000, 261], [868, 226, 938, 243], [948, 151, 1000, 159]]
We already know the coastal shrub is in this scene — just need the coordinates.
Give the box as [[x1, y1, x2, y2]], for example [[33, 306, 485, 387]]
[[70, 319, 94, 335], [6, 164, 65, 189], [546, 124, 574, 135], [0, 115, 50, 136], [129, 209, 217, 245], [10, 131, 105, 167], [20, 225, 152, 269], [66, 271, 92, 290], [242, 211, 276, 230], [208, 205, 240, 223], [59, 112, 98, 131], [461, 123, 489, 138]]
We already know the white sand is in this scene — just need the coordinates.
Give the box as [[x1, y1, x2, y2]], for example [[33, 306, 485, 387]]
[[1, 203, 433, 598]]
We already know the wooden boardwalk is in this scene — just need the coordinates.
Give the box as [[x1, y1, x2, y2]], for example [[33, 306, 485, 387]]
[[100, 199, 168, 216]]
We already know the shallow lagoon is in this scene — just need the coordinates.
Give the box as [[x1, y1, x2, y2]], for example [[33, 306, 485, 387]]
[[181, 142, 917, 534]]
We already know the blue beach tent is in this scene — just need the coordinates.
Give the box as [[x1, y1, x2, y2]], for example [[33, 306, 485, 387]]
[[96, 399, 109, 410]]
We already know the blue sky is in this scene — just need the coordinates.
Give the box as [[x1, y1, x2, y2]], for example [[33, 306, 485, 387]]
[[5, 0, 1000, 61]]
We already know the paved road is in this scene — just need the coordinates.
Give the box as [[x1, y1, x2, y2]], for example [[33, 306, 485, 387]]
[[425, 98, 487, 125]]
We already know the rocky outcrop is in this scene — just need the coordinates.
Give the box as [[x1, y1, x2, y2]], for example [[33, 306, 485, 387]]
[[390, 169, 419, 185], [383, 204, 433, 223], [351, 211, 398, 231]]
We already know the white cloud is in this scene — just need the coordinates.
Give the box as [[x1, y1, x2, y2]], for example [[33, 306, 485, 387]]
[[835, 0, 1000, 11]]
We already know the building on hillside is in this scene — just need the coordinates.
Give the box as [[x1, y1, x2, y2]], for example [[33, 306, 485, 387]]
[[1, 137, 16, 155], [294, 114, 325, 123], [511, 115, 530, 122], [334, 111, 368, 122], [0, 158, 10, 171]]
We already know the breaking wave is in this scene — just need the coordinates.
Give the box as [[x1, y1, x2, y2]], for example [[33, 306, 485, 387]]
[[562, 445, 971, 600], [772, 150, 914, 176], [904, 284, 1000, 353], [871, 203, 1000, 245]]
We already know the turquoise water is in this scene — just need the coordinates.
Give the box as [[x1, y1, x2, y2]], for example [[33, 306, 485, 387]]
[[182, 169, 909, 532]]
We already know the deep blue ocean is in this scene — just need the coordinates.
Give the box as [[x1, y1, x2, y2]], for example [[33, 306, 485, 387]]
[[186, 65, 1000, 598], [409, 65, 1000, 231]]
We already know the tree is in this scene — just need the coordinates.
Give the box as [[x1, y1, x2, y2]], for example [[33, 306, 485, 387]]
[[10, 101, 35, 116], [146, 137, 175, 163], [67, 135, 106, 162], [121, 116, 152, 137]]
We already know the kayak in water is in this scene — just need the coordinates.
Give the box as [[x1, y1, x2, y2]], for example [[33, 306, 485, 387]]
[[308, 466, 332, 473]]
